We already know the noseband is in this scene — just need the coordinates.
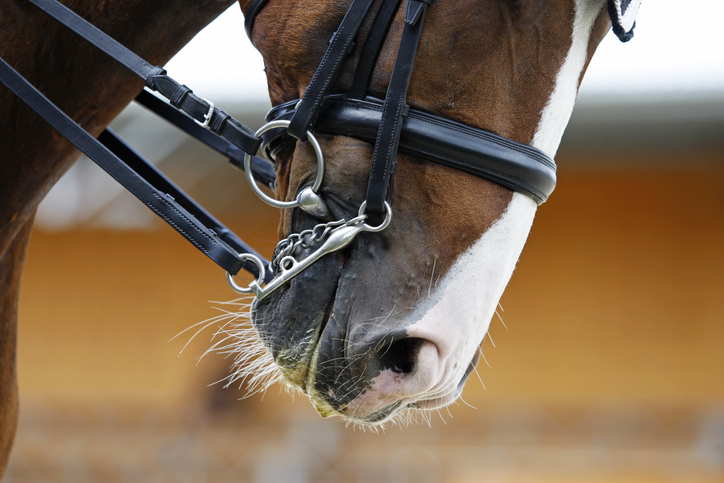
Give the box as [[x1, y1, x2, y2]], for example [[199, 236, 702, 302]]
[[1, 0, 558, 300]]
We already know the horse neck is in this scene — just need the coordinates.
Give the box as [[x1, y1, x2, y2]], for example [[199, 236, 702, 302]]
[[0, 0, 237, 233], [0, 0, 236, 475], [0, 219, 30, 473]]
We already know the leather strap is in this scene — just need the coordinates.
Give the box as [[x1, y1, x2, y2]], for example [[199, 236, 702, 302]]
[[98, 130, 270, 281], [263, 95, 556, 204], [146, 74, 261, 156], [365, 0, 431, 217], [27, 0, 159, 80], [0, 57, 270, 278], [287, 0, 376, 141], [244, 0, 270, 43], [27, 0, 263, 157], [349, 0, 403, 99], [134, 90, 276, 190]]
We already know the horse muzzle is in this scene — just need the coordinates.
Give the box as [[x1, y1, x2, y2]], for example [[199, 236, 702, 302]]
[[250, 223, 470, 425]]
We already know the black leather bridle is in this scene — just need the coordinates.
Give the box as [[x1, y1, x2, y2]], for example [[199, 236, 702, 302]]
[[246, 0, 556, 217], [0, 0, 557, 294]]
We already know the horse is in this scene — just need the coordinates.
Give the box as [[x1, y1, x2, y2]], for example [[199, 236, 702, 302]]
[[230, 0, 623, 424], [0, 0, 637, 474]]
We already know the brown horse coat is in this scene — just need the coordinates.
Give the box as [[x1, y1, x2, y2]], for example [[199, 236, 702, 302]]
[[0, 0, 235, 474]]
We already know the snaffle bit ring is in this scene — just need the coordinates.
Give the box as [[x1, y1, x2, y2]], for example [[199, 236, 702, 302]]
[[244, 119, 324, 209]]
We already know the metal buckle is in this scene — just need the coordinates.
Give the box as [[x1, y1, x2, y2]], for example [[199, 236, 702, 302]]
[[195, 98, 215, 128]]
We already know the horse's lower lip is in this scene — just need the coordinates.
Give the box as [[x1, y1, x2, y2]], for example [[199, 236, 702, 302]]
[[348, 400, 405, 424]]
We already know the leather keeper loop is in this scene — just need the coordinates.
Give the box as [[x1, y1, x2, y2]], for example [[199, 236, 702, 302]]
[[143, 66, 167, 89], [169, 84, 192, 108], [208, 109, 230, 134]]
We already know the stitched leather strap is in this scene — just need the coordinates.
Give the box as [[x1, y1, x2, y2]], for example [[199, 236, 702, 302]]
[[27, 0, 263, 157], [27, 0, 159, 79], [365, 0, 431, 217], [146, 74, 262, 156], [349, 0, 403, 99], [98, 130, 270, 280], [263, 95, 556, 204], [134, 90, 276, 190], [0, 57, 270, 278], [287, 0, 376, 141]]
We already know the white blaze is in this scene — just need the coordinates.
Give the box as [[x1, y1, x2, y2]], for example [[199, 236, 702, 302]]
[[532, 0, 606, 159], [344, 1, 608, 419], [404, 192, 538, 403], [345, 193, 537, 421], [397, 0, 606, 408]]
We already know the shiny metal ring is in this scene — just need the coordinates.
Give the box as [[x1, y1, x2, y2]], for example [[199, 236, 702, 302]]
[[358, 201, 392, 232], [244, 120, 324, 209], [226, 253, 267, 294], [195, 98, 215, 128]]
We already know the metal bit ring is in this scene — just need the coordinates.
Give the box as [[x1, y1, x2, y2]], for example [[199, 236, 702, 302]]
[[227, 253, 267, 294], [244, 120, 324, 209], [358, 201, 392, 232]]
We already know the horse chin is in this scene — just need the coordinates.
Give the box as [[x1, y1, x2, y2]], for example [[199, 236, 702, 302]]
[[313, 339, 466, 424]]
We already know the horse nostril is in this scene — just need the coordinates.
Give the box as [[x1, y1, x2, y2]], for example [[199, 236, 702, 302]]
[[378, 337, 424, 374]]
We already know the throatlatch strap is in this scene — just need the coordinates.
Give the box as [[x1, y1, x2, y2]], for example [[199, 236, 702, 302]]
[[0, 57, 269, 278], [244, 0, 270, 44], [287, 0, 376, 141], [365, 0, 431, 218]]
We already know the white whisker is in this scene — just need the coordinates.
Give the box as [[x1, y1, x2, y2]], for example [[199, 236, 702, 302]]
[[427, 258, 437, 298]]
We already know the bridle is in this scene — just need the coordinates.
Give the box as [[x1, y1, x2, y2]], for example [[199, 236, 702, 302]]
[[233, 0, 559, 299], [1, 0, 562, 300]]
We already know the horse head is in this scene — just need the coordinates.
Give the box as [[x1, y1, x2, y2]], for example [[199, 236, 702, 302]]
[[235, 0, 613, 425]]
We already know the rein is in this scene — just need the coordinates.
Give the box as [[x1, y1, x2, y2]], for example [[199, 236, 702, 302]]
[[1, 0, 560, 300]]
